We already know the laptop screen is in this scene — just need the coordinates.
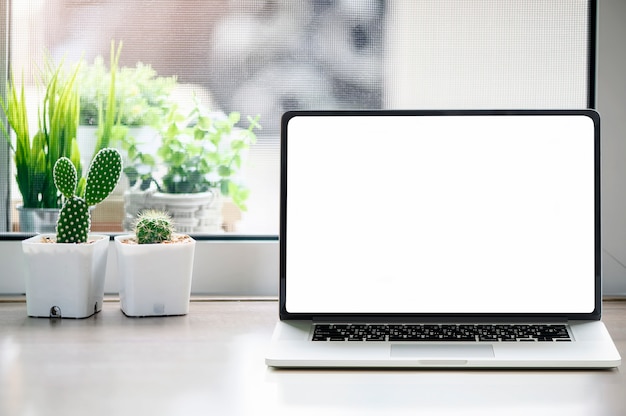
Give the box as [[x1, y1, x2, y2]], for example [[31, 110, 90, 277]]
[[281, 110, 599, 318]]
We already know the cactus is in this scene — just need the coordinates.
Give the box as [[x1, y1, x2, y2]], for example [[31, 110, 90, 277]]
[[133, 210, 175, 244], [54, 148, 122, 243]]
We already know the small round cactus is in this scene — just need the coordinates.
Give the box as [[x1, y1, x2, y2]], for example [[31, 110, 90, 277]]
[[54, 148, 122, 243], [134, 210, 175, 244]]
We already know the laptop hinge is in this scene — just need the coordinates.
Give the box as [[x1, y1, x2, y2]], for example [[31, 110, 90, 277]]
[[311, 316, 570, 324]]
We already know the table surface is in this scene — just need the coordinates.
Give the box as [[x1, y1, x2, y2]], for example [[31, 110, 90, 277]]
[[1, 298, 625, 416]]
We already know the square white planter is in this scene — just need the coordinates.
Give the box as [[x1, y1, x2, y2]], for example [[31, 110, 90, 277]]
[[21, 234, 110, 318], [114, 234, 196, 317]]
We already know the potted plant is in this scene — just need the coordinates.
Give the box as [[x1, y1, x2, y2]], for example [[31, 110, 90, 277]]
[[21, 148, 122, 318], [1, 58, 84, 232], [77, 41, 177, 169], [114, 210, 196, 317], [122, 95, 261, 233], [77, 41, 126, 167], [79, 59, 176, 128]]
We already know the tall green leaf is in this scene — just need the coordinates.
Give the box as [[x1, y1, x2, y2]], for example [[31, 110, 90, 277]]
[[1, 56, 83, 208], [94, 40, 123, 157]]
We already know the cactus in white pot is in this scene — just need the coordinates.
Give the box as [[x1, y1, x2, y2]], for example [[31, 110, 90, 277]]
[[54, 147, 122, 242], [134, 210, 175, 244], [115, 209, 196, 317], [21, 148, 122, 318]]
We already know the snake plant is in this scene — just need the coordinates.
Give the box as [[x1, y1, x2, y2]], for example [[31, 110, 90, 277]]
[[1, 58, 83, 209]]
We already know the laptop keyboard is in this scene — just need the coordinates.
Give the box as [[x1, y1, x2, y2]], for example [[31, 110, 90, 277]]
[[312, 324, 571, 342]]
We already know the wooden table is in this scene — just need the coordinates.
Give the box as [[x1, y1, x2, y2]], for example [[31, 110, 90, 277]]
[[1, 298, 625, 416]]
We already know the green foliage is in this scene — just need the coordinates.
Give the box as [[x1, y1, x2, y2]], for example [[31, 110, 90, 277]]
[[123, 96, 261, 211], [91, 40, 126, 161], [133, 210, 175, 244], [54, 148, 122, 243], [0, 58, 83, 208], [79, 44, 176, 128]]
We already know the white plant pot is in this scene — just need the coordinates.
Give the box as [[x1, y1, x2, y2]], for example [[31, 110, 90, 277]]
[[21, 234, 110, 318], [123, 190, 223, 233], [114, 234, 196, 317], [78, 125, 160, 170], [17, 206, 60, 233]]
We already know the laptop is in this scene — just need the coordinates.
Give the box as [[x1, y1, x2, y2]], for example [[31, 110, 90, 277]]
[[265, 109, 621, 369]]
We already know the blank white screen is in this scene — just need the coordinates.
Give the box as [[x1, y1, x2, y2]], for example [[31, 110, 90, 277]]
[[285, 114, 596, 314]]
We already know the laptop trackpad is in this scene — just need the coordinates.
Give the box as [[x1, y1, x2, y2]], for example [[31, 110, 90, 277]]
[[391, 344, 494, 359]]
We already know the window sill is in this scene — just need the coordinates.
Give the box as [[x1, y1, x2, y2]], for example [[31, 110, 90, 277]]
[[0, 237, 279, 296]]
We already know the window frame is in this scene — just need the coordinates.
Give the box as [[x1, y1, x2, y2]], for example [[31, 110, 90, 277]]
[[0, 0, 600, 297], [0, 0, 9, 233]]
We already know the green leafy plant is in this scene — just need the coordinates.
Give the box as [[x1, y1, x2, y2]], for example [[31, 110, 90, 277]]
[[133, 210, 175, 244], [79, 46, 176, 128], [1, 58, 83, 209], [124, 96, 261, 211], [54, 148, 122, 243], [91, 40, 125, 158]]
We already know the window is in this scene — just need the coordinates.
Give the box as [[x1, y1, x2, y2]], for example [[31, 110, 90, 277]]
[[1, 1, 594, 236], [0, 1, 596, 294]]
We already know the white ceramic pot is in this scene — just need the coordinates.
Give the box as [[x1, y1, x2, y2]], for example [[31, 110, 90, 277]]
[[78, 125, 160, 172], [17, 206, 60, 233], [21, 234, 110, 318], [114, 234, 196, 317], [123, 189, 223, 233]]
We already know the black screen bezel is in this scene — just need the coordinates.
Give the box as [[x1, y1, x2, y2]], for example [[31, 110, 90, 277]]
[[279, 109, 601, 322]]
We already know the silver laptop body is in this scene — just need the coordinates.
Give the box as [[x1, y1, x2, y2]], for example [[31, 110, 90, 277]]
[[266, 110, 620, 369]]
